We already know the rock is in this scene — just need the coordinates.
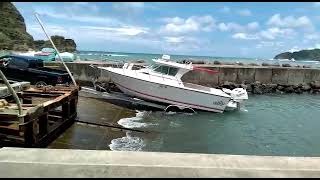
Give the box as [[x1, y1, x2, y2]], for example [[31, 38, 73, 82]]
[[240, 84, 247, 90], [310, 89, 320, 94], [0, 2, 77, 52], [254, 81, 261, 86], [282, 63, 291, 67], [224, 62, 236, 65], [264, 84, 277, 93], [303, 65, 311, 68], [277, 85, 284, 90], [302, 84, 311, 91], [251, 82, 264, 94], [283, 86, 294, 93], [246, 84, 253, 92], [0, 2, 34, 50], [310, 81, 320, 89], [292, 85, 300, 89], [248, 63, 259, 66], [276, 89, 284, 94], [253, 85, 263, 94], [213, 60, 221, 65], [34, 35, 77, 52], [294, 88, 303, 94], [222, 81, 236, 89], [262, 62, 271, 66], [270, 64, 280, 67]]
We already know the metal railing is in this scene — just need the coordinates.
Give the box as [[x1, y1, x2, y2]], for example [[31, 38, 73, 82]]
[[0, 70, 22, 116]]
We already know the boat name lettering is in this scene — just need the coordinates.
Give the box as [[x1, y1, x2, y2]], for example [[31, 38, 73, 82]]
[[159, 84, 168, 88], [212, 101, 225, 106]]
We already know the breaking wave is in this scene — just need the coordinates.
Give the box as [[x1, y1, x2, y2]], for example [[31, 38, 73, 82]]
[[104, 54, 128, 57], [117, 111, 153, 129], [109, 131, 145, 151]]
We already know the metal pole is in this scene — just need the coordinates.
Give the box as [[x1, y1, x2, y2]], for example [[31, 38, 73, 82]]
[[0, 70, 22, 116], [34, 13, 77, 87]]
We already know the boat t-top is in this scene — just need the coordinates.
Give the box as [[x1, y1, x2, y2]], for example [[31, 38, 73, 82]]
[[97, 55, 248, 113]]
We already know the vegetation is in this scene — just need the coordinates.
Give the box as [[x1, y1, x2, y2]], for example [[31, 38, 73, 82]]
[[0, 2, 77, 52], [274, 49, 320, 61]]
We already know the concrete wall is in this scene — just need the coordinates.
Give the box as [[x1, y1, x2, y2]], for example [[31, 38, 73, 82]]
[[1, 147, 320, 178], [45, 62, 320, 86]]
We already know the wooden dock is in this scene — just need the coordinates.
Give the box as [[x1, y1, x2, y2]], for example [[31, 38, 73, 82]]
[[0, 85, 79, 147]]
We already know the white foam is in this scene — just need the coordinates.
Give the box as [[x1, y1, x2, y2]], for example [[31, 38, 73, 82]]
[[169, 121, 182, 128], [105, 54, 128, 57], [298, 60, 319, 63], [109, 132, 145, 151], [117, 111, 152, 129], [165, 111, 177, 115]]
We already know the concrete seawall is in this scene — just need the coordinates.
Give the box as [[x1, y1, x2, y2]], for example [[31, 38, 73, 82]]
[[1, 147, 320, 178], [45, 61, 320, 92]]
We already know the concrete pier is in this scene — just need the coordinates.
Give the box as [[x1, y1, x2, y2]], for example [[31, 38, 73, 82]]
[[0, 147, 320, 177], [44, 61, 320, 87]]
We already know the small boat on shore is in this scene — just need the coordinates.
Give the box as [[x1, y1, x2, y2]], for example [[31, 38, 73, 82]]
[[97, 55, 248, 113], [34, 48, 57, 61]]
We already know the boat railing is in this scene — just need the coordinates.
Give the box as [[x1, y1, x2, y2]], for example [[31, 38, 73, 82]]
[[105, 59, 126, 69], [183, 82, 211, 92]]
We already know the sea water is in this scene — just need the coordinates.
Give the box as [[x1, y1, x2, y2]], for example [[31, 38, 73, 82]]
[[109, 94, 320, 156]]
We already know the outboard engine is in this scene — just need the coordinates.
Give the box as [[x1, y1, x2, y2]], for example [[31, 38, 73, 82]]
[[223, 88, 248, 111], [230, 88, 248, 101]]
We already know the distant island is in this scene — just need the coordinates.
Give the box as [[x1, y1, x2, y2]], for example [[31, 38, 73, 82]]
[[0, 2, 77, 52], [274, 49, 320, 61]]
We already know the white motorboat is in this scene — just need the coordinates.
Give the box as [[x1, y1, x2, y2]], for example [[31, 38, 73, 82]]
[[97, 55, 248, 113]]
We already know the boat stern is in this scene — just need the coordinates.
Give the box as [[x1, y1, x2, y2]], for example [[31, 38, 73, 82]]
[[223, 88, 248, 111]]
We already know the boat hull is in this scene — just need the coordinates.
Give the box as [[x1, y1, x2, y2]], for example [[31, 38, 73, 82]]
[[107, 70, 231, 113]]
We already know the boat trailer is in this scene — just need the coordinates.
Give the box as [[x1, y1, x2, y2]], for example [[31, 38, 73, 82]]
[[80, 86, 196, 114]]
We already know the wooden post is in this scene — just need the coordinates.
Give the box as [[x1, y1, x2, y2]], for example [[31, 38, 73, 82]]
[[39, 114, 48, 137]]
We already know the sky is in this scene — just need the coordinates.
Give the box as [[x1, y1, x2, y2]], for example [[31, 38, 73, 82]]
[[13, 2, 320, 58]]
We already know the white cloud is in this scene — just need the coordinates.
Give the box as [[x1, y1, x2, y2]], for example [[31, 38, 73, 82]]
[[267, 14, 313, 30], [34, 7, 121, 25], [289, 46, 300, 53], [160, 15, 216, 34], [218, 22, 259, 32], [164, 36, 184, 43], [237, 9, 252, 16], [247, 22, 259, 30], [232, 27, 296, 41], [27, 24, 70, 40], [232, 33, 259, 40], [304, 33, 320, 40], [256, 41, 284, 49], [259, 27, 296, 40], [218, 22, 244, 32], [80, 26, 149, 36]]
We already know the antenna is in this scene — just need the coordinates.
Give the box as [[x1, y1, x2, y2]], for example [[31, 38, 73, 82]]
[[34, 12, 77, 87]]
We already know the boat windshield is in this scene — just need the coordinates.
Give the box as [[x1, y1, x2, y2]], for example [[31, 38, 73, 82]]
[[152, 65, 179, 76]]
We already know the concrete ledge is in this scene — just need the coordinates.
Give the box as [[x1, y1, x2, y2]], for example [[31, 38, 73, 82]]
[[1, 147, 320, 177], [44, 61, 320, 86]]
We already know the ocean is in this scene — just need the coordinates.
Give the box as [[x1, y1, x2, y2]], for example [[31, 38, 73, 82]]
[[51, 94, 320, 157], [77, 50, 320, 68]]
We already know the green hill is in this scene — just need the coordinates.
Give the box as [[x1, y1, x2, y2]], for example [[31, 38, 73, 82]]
[[0, 2, 77, 52], [0, 2, 34, 51], [274, 49, 320, 61]]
